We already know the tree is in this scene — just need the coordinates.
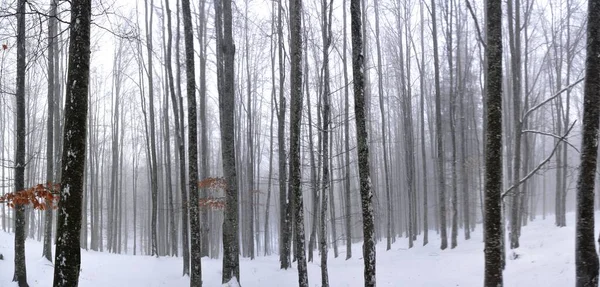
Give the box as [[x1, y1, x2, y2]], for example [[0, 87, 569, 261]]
[[350, 0, 376, 284], [289, 0, 308, 285], [181, 0, 202, 285], [483, 0, 504, 285], [219, 0, 241, 282], [319, 0, 333, 284], [43, 0, 58, 262], [575, 0, 600, 285], [13, 0, 28, 285], [431, 0, 448, 250], [52, 0, 92, 285]]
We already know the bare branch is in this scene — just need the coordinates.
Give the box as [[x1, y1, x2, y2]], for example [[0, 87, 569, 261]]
[[502, 120, 577, 199], [465, 0, 486, 49], [521, 77, 584, 122], [521, 129, 580, 153]]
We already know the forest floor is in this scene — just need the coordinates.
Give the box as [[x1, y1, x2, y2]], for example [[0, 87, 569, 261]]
[[0, 212, 579, 286]]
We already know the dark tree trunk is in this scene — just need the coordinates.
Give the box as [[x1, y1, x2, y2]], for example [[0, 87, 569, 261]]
[[13, 0, 28, 286], [182, 0, 202, 285], [350, 0, 376, 285], [52, 0, 91, 285], [575, 0, 600, 285], [289, 0, 308, 285], [483, 0, 504, 285]]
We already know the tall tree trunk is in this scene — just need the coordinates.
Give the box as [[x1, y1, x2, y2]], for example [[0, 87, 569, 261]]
[[431, 0, 448, 250], [182, 0, 202, 285], [373, 0, 392, 251], [350, 0, 376, 284], [220, 0, 240, 281], [342, 0, 353, 260], [43, 0, 58, 262], [13, 1, 28, 285], [277, 0, 291, 269], [198, 0, 210, 259], [484, 0, 504, 285], [508, 0, 523, 249], [174, 0, 190, 274], [575, 0, 600, 285], [52, 0, 91, 285], [289, 0, 308, 284], [319, 0, 333, 284], [419, 0, 428, 246], [143, 0, 160, 258], [245, 0, 255, 259]]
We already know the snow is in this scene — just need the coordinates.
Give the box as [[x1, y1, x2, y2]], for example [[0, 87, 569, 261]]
[[0, 212, 584, 286]]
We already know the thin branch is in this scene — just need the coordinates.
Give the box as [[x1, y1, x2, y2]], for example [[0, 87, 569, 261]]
[[521, 129, 580, 153], [521, 77, 584, 122], [502, 120, 577, 199], [465, 0, 486, 49]]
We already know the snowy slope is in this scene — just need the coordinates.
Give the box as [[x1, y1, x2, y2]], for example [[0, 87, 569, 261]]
[[0, 213, 579, 286]]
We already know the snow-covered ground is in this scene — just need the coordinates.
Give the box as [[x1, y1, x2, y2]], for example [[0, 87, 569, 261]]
[[0, 213, 579, 286]]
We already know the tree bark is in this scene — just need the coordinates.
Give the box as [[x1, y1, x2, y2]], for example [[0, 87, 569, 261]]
[[219, 0, 240, 281], [13, 0, 28, 285], [575, 0, 600, 285], [483, 0, 504, 285], [350, 0, 376, 284], [52, 0, 91, 285]]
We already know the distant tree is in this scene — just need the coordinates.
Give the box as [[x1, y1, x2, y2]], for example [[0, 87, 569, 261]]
[[52, 0, 92, 285]]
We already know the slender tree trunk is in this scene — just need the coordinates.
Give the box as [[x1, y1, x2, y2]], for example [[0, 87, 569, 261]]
[[342, 0, 353, 260], [350, 0, 376, 284], [174, 0, 190, 274], [182, 0, 202, 284], [419, 0, 428, 246], [13, 1, 28, 285], [288, 0, 308, 284], [277, 0, 291, 269], [43, 0, 58, 262], [431, 0, 448, 250]]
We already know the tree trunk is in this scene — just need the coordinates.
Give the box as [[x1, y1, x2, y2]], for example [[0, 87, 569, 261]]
[[350, 0, 376, 284], [43, 0, 58, 262], [52, 0, 91, 285], [575, 0, 600, 285], [431, 0, 448, 250], [219, 0, 240, 281], [277, 0, 291, 269], [182, 0, 202, 285], [13, 1, 28, 285], [483, 0, 504, 285], [289, 0, 308, 284]]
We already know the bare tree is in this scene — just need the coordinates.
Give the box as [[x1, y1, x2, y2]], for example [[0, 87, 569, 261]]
[[52, 0, 92, 285], [351, 0, 376, 284], [483, 0, 504, 285]]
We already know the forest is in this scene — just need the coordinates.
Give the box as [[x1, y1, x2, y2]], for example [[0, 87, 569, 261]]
[[0, 0, 599, 286]]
